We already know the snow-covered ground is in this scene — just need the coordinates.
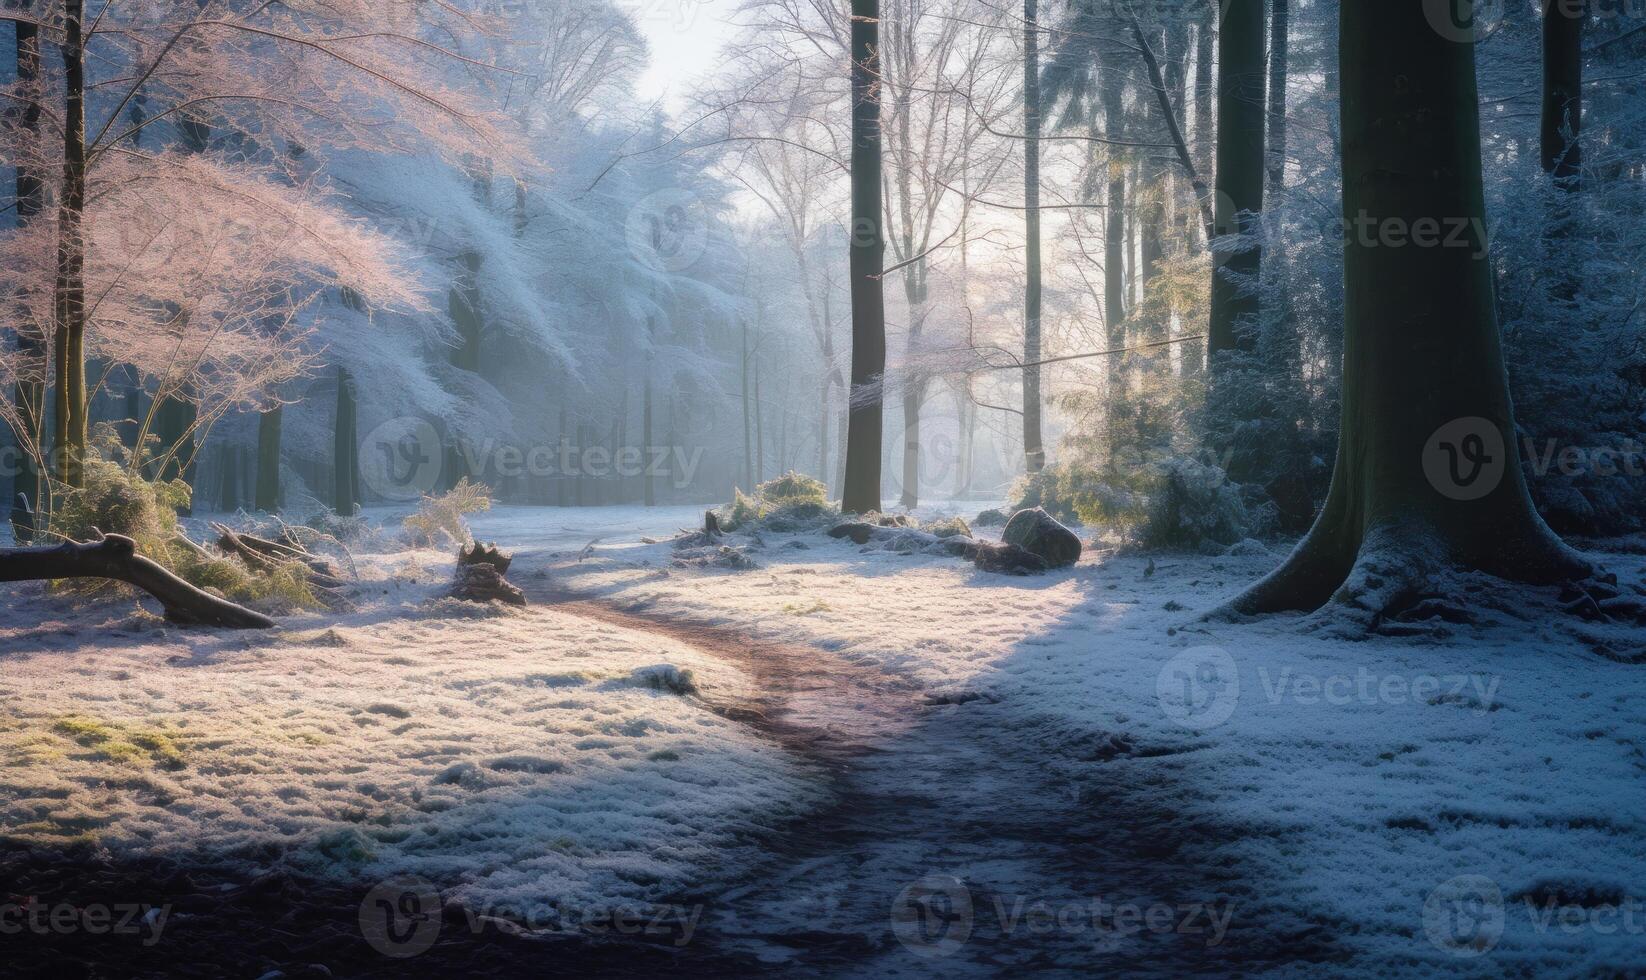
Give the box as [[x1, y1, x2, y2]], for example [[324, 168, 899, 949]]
[[532, 507, 1646, 976], [3, 502, 1643, 976], [0, 526, 818, 930]]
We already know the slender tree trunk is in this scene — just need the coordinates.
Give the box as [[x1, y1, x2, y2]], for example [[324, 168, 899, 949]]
[[1225, 0, 1589, 619], [835, 409, 850, 500], [754, 341, 765, 485], [1541, 0, 1584, 189], [1102, 56, 1128, 448], [642, 369, 655, 508], [818, 370, 832, 484], [255, 407, 282, 512], [120, 369, 141, 452], [334, 367, 358, 514], [217, 444, 240, 512], [1266, 0, 1290, 202], [1208, 0, 1266, 359], [1181, 9, 1216, 379], [10, 4, 43, 520], [51, 0, 88, 487], [1193, 10, 1216, 190], [556, 404, 569, 507], [1022, 0, 1045, 475], [843, 0, 886, 515], [899, 386, 921, 509], [741, 319, 753, 490], [1266, 0, 1300, 397], [1103, 64, 1127, 344], [1541, 0, 1584, 301]]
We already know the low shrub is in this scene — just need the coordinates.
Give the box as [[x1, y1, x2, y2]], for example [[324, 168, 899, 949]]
[[403, 478, 492, 548]]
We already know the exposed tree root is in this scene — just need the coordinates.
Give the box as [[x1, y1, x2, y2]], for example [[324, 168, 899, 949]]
[[1209, 518, 1618, 640]]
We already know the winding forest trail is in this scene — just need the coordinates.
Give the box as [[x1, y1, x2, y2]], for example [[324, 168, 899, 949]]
[[537, 581, 1301, 978]]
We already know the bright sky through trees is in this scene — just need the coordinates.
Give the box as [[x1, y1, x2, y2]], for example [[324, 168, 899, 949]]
[[633, 0, 737, 107]]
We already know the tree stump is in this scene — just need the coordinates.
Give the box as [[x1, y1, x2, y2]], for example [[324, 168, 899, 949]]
[[446, 543, 525, 606]]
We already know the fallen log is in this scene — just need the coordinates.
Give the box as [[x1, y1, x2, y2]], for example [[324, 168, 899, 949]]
[[0, 534, 275, 629], [213, 524, 350, 591]]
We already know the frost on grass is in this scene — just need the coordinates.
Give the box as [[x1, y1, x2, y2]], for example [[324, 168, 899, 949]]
[[0, 593, 814, 924]]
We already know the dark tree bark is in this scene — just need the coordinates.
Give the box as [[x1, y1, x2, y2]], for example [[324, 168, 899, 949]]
[[1208, 0, 1266, 359], [741, 318, 753, 490], [1022, 0, 1045, 475], [333, 366, 358, 514], [1266, 0, 1290, 201], [843, 0, 886, 515], [52, 0, 88, 487], [1192, 7, 1215, 196], [151, 393, 197, 505], [1542, 0, 1584, 301], [217, 444, 240, 512], [9, 3, 43, 521], [643, 315, 656, 506], [754, 336, 766, 485], [1182, 6, 1216, 378], [255, 406, 282, 512], [0, 535, 273, 628], [1541, 0, 1584, 189], [1223, 0, 1590, 621], [1102, 59, 1127, 345], [1129, 18, 1216, 244]]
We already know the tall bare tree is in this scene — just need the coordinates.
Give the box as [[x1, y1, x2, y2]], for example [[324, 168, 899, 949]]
[[843, 0, 886, 514]]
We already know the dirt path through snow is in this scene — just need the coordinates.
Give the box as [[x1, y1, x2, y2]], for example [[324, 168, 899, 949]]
[[535, 577, 1309, 978]]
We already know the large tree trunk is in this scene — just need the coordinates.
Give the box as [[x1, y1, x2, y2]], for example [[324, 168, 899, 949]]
[[51, 0, 88, 487], [842, 0, 886, 515], [0, 535, 273, 628], [1022, 0, 1045, 476], [1223, 0, 1590, 623], [1208, 0, 1266, 359], [9, 5, 43, 524], [255, 406, 282, 512]]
